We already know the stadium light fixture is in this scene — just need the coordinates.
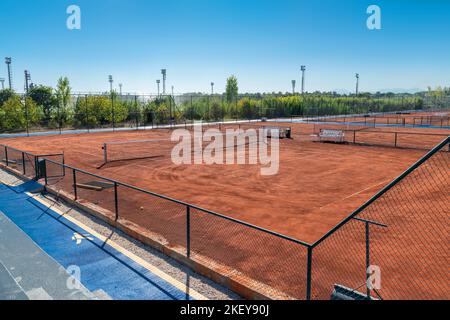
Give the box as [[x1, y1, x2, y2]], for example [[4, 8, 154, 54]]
[[156, 79, 161, 96], [291, 80, 296, 95]]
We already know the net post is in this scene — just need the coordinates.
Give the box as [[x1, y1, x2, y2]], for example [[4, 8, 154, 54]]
[[306, 246, 313, 300], [114, 182, 119, 221], [394, 132, 398, 148], [22, 152, 26, 175], [103, 143, 108, 164], [186, 205, 191, 258], [72, 169, 78, 200]]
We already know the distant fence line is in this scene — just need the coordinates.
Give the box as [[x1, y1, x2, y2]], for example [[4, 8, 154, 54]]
[[0, 92, 449, 135]]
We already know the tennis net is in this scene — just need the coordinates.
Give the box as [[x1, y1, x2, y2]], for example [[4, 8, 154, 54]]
[[102, 131, 268, 164]]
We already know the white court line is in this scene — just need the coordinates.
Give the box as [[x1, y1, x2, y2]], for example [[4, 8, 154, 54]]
[[319, 179, 391, 211], [342, 179, 391, 200]]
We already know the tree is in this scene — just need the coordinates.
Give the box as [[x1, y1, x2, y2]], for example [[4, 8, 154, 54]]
[[226, 75, 238, 103], [210, 100, 223, 120], [0, 89, 16, 106], [28, 85, 57, 123], [73, 94, 128, 127], [55, 77, 71, 109], [55, 77, 72, 126], [238, 98, 259, 119], [0, 96, 39, 131], [143, 97, 171, 124]]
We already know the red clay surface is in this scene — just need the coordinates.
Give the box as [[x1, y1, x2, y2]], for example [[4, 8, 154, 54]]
[[1, 121, 448, 300], [314, 110, 450, 126]]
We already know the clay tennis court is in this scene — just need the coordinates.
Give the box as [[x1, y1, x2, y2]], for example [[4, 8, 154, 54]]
[[1, 121, 448, 299], [306, 110, 450, 127], [2, 123, 444, 240]]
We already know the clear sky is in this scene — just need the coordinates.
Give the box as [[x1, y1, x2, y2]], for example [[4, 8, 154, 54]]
[[0, 0, 448, 94]]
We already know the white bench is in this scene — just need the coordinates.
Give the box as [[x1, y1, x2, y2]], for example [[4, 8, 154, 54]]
[[319, 129, 345, 143]]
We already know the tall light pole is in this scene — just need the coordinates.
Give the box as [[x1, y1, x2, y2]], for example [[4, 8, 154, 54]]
[[23, 70, 31, 136], [291, 80, 296, 95], [161, 69, 166, 95], [301, 66, 306, 94], [171, 85, 174, 96], [156, 79, 160, 96], [108, 75, 113, 93], [0, 78, 5, 90], [355, 73, 359, 96], [119, 83, 122, 95], [108, 75, 115, 130], [211, 82, 214, 95], [5, 57, 12, 90], [24, 70, 31, 93]]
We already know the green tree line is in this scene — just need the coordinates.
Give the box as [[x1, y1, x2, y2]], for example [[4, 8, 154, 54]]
[[0, 76, 447, 133]]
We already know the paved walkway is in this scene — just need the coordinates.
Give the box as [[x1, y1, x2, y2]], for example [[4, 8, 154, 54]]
[[0, 179, 210, 300]]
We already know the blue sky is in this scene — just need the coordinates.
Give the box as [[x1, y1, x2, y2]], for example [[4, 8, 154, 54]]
[[0, 0, 448, 94]]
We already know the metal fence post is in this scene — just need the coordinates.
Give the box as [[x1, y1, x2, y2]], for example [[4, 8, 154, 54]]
[[365, 221, 371, 300], [85, 94, 89, 133], [24, 95, 30, 137], [22, 152, 26, 175], [114, 182, 119, 221], [34, 156, 38, 179], [394, 132, 398, 148], [5, 146, 8, 166], [44, 159, 48, 185], [73, 169, 78, 200], [58, 101, 62, 135], [306, 246, 313, 300], [186, 206, 191, 258], [111, 93, 115, 131], [135, 95, 139, 130], [190, 95, 193, 121]]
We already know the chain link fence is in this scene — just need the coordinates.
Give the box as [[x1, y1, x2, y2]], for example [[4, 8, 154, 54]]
[[0, 136, 448, 300], [310, 137, 449, 299]]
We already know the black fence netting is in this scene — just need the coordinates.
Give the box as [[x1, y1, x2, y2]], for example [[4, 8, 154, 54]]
[[117, 185, 188, 255], [310, 137, 449, 300], [305, 123, 449, 151], [189, 207, 309, 299]]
